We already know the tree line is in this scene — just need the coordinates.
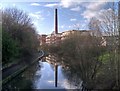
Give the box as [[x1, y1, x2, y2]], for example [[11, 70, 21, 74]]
[[2, 8, 39, 67]]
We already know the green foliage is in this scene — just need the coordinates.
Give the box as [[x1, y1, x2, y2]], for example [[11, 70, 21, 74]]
[[2, 8, 39, 65], [99, 53, 110, 64], [2, 30, 20, 64]]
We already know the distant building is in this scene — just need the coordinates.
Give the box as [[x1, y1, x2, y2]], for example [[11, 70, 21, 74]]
[[40, 34, 47, 45], [46, 33, 62, 45], [61, 30, 91, 40], [39, 30, 99, 46], [39, 8, 106, 46]]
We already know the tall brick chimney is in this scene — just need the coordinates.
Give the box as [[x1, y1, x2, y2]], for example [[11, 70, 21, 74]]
[[55, 8, 58, 34]]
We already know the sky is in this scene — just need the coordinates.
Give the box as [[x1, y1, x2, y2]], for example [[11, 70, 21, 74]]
[[0, 0, 119, 34]]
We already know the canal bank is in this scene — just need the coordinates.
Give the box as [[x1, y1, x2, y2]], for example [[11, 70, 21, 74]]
[[2, 50, 45, 86]]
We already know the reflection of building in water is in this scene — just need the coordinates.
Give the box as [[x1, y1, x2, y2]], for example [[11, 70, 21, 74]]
[[45, 55, 74, 87], [46, 55, 70, 70], [45, 55, 71, 87], [45, 55, 59, 87], [46, 55, 60, 65], [45, 55, 83, 88], [54, 64, 58, 87]]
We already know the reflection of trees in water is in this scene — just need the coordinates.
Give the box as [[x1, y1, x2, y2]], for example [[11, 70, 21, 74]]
[[61, 66, 82, 89], [45, 55, 61, 71], [3, 76, 33, 90], [3, 61, 42, 90], [59, 56, 117, 89], [46, 55, 83, 89], [23, 61, 41, 81], [46, 53, 117, 89], [61, 57, 103, 89], [50, 64, 54, 71]]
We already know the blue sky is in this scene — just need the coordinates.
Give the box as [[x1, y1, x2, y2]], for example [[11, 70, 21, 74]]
[[0, 0, 119, 34]]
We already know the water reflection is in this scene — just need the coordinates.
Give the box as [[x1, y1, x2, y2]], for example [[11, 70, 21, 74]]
[[33, 55, 82, 89], [2, 55, 83, 90], [54, 64, 58, 87], [33, 61, 62, 89], [2, 62, 41, 90]]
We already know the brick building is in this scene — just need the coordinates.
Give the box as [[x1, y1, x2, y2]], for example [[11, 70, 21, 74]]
[[39, 8, 106, 46], [39, 34, 47, 45]]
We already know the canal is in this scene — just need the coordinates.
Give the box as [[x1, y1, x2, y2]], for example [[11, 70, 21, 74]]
[[2, 56, 82, 90]]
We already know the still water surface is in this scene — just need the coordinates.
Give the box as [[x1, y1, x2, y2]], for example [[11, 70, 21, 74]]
[[3, 58, 82, 90], [33, 61, 81, 89]]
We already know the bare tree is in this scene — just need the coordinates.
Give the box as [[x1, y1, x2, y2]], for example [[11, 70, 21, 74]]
[[89, 17, 103, 37], [73, 23, 81, 30], [88, 2, 119, 89]]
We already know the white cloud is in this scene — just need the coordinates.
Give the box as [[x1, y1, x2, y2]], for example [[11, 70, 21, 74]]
[[60, 25, 65, 29], [70, 6, 81, 11], [35, 11, 42, 14], [0, 3, 2, 9], [47, 80, 54, 84], [12, 3, 16, 7], [70, 18, 77, 21], [29, 13, 41, 20], [43, 0, 83, 8], [60, 0, 82, 8], [68, 25, 72, 28], [81, 10, 97, 19], [28, 11, 45, 34], [44, 3, 59, 8], [97, 8, 114, 21], [61, 79, 79, 89], [81, 1, 106, 20], [60, 0, 74, 8], [59, 0, 107, 20], [30, 3, 41, 6], [29, 11, 44, 21], [0, 0, 115, 3], [86, 2, 106, 11]]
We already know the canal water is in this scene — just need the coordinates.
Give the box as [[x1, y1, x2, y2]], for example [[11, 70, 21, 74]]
[[3, 57, 82, 90]]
